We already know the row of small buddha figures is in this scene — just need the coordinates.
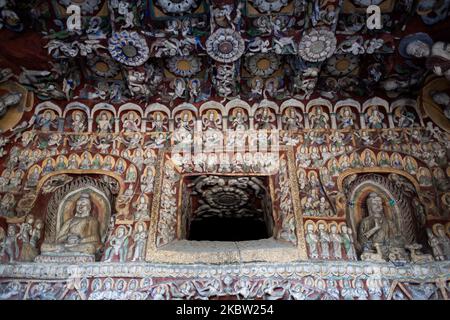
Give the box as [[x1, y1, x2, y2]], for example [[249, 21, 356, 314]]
[[5, 140, 157, 172], [305, 219, 450, 263], [11, 124, 447, 157], [172, 151, 281, 174], [296, 141, 447, 172], [29, 104, 427, 135], [0, 276, 441, 300]]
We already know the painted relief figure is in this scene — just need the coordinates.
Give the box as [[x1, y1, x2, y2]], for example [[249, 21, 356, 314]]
[[337, 107, 356, 129], [121, 111, 141, 133], [35, 110, 58, 131], [229, 108, 248, 131], [96, 111, 114, 133], [309, 106, 330, 129], [282, 107, 303, 131], [365, 106, 385, 129]]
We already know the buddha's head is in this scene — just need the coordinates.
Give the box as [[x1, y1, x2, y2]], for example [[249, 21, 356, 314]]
[[367, 192, 384, 217], [75, 193, 92, 218]]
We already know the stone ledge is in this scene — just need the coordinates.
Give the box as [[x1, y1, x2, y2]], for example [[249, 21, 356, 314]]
[[147, 239, 300, 264], [0, 261, 449, 281], [35, 253, 95, 264]]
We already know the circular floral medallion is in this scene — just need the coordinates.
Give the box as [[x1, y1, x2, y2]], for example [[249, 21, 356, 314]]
[[298, 29, 337, 63], [325, 54, 359, 76], [245, 53, 281, 77], [58, 0, 102, 15], [108, 31, 150, 67], [87, 55, 121, 78], [166, 56, 202, 77], [206, 28, 245, 63], [204, 186, 249, 210], [156, 0, 200, 14], [251, 0, 289, 13]]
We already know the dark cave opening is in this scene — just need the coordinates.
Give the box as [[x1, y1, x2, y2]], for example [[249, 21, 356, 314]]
[[187, 216, 271, 242]]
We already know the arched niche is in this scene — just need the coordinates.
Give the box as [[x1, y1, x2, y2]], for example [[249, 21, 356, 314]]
[[280, 99, 305, 131], [344, 173, 424, 255], [43, 176, 115, 248], [335, 99, 361, 130], [390, 99, 423, 128], [92, 103, 117, 133], [63, 102, 90, 133], [144, 103, 170, 132]]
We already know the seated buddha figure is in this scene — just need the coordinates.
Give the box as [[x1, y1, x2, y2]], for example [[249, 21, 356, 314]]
[[358, 192, 398, 259], [41, 193, 102, 256]]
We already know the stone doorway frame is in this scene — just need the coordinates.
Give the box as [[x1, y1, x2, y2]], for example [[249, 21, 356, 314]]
[[145, 147, 308, 263]]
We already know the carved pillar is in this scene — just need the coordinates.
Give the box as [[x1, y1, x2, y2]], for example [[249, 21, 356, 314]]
[[359, 114, 366, 129], [87, 117, 93, 133], [276, 114, 282, 130], [57, 117, 65, 132], [114, 117, 120, 133], [223, 116, 228, 130], [145, 151, 166, 259], [286, 147, 308, 260], [331, 113, 337, 129], [304, 115, 310, 129], [388, 113, 395, 128]]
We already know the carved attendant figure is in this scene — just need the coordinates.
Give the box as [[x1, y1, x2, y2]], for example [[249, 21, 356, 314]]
[[434, 224, 450, 259], [305, 223, 319, 259], [1, 225, 19, 262], [341, 224, 357, 260], [330, 224, 342, 259], [318, 223, 330, 259], [427, 228, 444, 261], [104, 225, 132, 263], [97, 112, 113, 133], [18, 215, 36, 261], [130, 222, 147, 262]]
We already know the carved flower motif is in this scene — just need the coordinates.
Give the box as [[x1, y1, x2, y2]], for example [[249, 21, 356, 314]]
[[206, 28, 245, 63], [245, 53, 281, 77], [108, 31, 150, 67], [166, 56, 202, 77], [325, 54, 359, 76], [87, 55, 121, 78], [299, 29, 337, 63], [204, 186, 249, 210]]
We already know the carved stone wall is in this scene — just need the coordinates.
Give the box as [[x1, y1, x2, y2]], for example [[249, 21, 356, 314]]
[[0, 0, 450, 299]]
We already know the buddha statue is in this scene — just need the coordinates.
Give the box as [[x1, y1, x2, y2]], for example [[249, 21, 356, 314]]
[[40, 193, 102, 257], [358, 192, 398, 258]]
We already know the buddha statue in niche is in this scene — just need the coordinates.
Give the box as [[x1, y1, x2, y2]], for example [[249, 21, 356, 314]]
[[40, 193, 102, 256], [358, 192, 399, 259]]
